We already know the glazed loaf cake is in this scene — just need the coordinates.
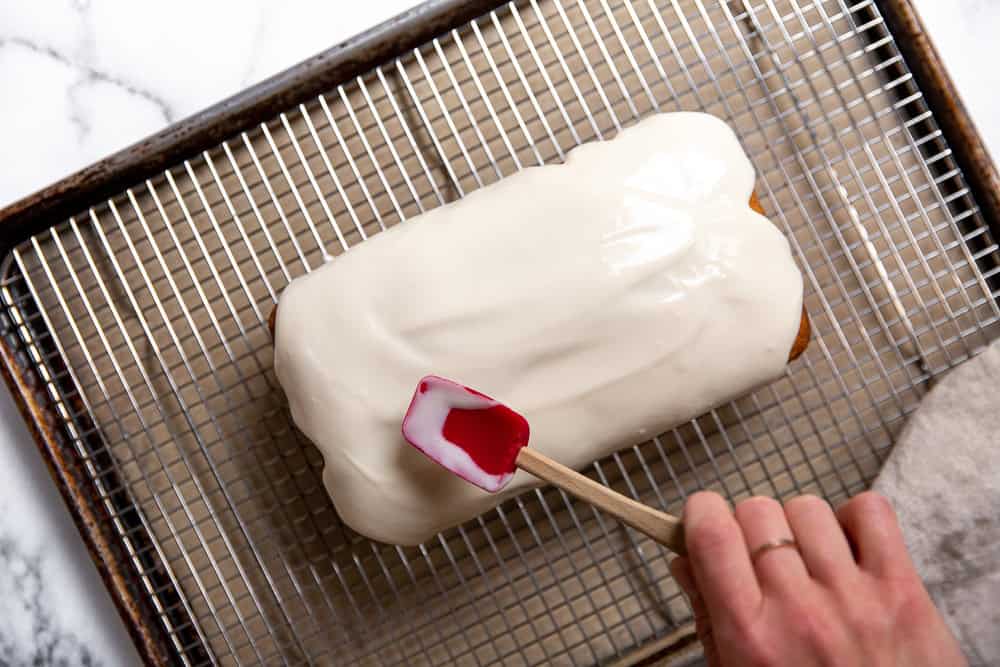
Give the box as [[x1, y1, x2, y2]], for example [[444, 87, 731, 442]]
[[273, 113, 808, 545]]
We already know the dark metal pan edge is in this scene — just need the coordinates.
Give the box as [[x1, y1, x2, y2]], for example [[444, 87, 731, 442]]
[[0, 267, 180, 666], [876, 0, 1000, 240]]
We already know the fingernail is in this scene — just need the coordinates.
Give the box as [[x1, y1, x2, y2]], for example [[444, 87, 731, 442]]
[[683, 491, 717, 531]]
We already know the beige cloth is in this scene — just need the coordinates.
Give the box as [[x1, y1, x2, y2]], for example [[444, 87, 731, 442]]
[[874, 339, 1000, 666]]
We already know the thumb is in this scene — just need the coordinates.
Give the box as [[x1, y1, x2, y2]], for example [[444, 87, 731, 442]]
[[671, 557, 723, 667]]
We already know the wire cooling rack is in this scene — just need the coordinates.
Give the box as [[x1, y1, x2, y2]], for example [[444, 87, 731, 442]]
[[1, 0, 998, 665]]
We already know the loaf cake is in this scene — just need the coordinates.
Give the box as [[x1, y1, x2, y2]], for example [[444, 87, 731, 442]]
[[273, 112, 808, 545]]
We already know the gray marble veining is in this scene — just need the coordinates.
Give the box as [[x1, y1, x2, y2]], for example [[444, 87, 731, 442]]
[[0, 533, 101, 666]]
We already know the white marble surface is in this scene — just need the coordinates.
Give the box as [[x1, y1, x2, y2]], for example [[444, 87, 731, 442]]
[[915, 0, 1000, 163], [0, 0, 418, 207], [0, 0, 997, 664]]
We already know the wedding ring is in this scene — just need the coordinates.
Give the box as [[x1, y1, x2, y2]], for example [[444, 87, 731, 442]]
[[750, 537, 798, 563]]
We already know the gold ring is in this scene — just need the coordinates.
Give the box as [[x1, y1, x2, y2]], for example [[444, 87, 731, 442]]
[[751, 538, 798, 563]]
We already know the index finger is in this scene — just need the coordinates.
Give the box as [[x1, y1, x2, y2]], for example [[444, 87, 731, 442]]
[[683, 491, 762, 623]]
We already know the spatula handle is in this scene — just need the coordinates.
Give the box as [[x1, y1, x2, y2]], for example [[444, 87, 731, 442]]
[[515, 448, 686, 555]]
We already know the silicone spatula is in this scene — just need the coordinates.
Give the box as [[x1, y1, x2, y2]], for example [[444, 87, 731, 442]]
[[402, 375, 686, 555]]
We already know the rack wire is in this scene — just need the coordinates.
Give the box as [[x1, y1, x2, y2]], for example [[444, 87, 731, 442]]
[[2, 0, 999, 664]]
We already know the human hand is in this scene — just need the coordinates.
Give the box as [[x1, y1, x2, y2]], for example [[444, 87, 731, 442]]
[[669, 491, 966, 667]]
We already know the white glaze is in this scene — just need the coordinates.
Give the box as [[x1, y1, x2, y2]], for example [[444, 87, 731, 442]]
[[274, 112, 804, 546], [401, 376, 512, 493]]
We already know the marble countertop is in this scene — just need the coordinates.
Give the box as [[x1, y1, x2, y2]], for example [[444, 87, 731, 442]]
[[0, 1, 997, 664]]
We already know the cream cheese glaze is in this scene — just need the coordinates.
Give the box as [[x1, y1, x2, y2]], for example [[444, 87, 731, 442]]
[[274, 112, 804, 545]]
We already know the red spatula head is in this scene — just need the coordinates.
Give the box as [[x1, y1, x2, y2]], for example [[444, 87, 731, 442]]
[[402, 376, 530, 492]]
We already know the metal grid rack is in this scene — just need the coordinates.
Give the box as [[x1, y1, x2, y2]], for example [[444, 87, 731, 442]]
[[2, 0, 999, 664]]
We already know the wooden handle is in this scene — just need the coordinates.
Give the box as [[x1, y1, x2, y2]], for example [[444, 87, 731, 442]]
[[515, 448, 686, 555]]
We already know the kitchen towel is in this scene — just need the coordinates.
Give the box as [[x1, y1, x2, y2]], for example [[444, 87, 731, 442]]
[[874, 339, 1000, 666]]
